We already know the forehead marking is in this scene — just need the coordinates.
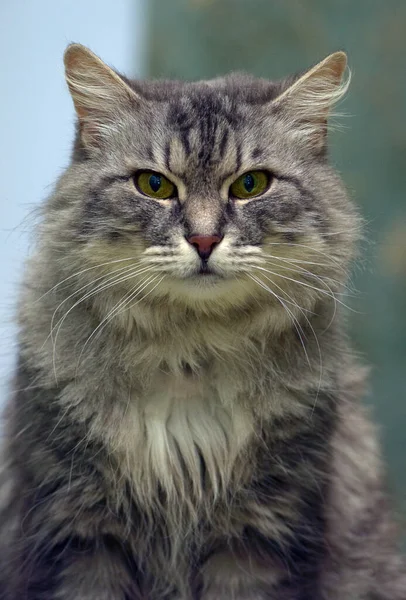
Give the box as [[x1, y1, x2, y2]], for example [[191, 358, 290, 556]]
[[251, 147, 264, 161], [166, 91, 244, 170], [219, 128, 229, 160], [166, 137, 187, 176], [235, 142, 242, 173]]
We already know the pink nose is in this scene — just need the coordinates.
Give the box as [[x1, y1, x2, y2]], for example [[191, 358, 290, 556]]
[[186, 234, 223, 261]]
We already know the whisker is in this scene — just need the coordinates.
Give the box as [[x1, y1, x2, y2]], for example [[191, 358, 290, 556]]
[[252, 271, 324, 412], [248, 274, 311, 368], [264, 256, 336, 268], [48, 264, 153, 351], [262, 241, 346, 273], [261, 257, 346, 331], [251, 265, 356, 313], [74, 274, 161, 377], [51, 266, 157, 383], [111, 275, 166, 319], [47, 263, 145, 347], [263, 254, 354, 294], [316, 227, 363, 237], [35, 256, 140, 302]]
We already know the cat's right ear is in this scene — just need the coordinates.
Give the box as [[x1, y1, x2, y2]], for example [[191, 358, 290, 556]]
[[270, 52, 349, 152], [64, 44, 140, 150]]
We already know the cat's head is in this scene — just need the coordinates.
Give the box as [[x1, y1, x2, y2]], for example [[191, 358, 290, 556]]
[[56, 44, 358, 317]]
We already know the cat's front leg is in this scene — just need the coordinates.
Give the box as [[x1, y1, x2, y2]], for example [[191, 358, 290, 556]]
[[55, 546, 140, 600], [198, 549, 287, 600], [12, 536, 141, 600]]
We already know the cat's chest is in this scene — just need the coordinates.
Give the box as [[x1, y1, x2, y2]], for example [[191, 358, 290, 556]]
[[110, 371, 253, 504]]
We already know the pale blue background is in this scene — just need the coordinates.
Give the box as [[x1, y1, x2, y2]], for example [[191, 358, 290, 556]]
[[0, 0, 146, 406]]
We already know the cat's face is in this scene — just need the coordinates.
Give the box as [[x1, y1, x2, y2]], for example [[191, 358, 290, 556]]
[[60, 45, 358, 314]]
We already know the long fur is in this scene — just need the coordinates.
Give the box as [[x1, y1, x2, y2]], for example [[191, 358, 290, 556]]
[[0, 45, 405, 599]]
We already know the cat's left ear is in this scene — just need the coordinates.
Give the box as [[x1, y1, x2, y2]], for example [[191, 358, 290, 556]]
[[272, 52, 349, 151], [64, 43, 140, 150]]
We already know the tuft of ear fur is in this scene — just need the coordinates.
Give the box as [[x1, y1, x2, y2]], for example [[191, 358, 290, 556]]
[[64, 43, 140, 149], [273, 52, 350, 150]]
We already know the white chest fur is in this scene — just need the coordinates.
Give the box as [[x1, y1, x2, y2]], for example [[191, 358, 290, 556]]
[[110, 370, 254, 507]]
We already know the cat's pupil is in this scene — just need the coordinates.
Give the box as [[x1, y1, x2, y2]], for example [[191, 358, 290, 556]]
[[244, 174, 255, 193], [149, 175, 161, 192]]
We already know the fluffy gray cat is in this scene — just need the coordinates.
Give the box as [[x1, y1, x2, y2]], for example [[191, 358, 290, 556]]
[[0, 44, 404, 599]]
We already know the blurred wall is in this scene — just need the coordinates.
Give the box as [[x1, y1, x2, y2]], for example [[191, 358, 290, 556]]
[[147, 0, 406, 521], [0, 0, 146, 405]]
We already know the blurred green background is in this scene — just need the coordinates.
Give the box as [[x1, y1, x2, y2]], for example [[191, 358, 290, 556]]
[[146, 0, 406, 526]]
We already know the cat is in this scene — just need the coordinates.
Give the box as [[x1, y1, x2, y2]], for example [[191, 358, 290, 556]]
[[0, 42, 405, 600]]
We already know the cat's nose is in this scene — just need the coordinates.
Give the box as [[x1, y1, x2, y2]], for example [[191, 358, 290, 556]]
[[186, 234, 223, 261]]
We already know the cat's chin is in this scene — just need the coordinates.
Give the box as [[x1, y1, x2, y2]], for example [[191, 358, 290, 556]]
[[188, 273, 223, 285], [176, 273, 230, 298], [155, 273, 254, 308]]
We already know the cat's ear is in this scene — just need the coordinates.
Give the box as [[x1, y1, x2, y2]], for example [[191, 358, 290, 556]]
[[272, 52, 349, 151], [64, 43, 140, 150]]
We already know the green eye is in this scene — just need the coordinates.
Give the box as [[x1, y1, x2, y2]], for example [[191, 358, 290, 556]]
[[230, 170, 269, 199], [135, 171, 176, 199]]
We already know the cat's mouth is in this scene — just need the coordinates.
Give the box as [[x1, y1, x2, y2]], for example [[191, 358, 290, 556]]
[[185, 262, 223, 284], [198, 263, 216, 276]]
